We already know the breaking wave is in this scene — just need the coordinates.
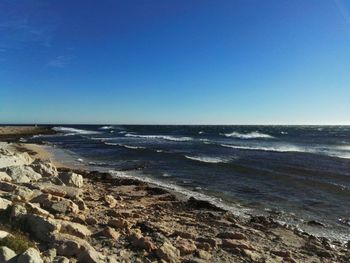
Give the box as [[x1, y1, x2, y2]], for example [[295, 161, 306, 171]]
[[53, 127, 101, 135], [104, 142, 146, 150], [125, 133, 192, 142], [220, 144, 305, 153], [99, 126, 114, 130], [223, 131, 274, 139], [185, 155, 228, 163]]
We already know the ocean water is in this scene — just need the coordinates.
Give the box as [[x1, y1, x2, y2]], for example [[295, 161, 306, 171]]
[[28, 125, 350, 242]]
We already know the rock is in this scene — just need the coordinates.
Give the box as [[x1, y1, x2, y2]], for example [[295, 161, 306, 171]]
[[0, 151, 32, 169], [108, 218, 131, 229], [14, 186, 35, 201], [128, 229, 155, 251], [74, 197, 88, 211], [0, 231, 10, 239], [57, 220, 92, 238], [42, 248, 57, 262], [104, 195, 117, 208], [156, 241, 180, 263], [17, 247, 43, 263], [0, 197, 12, 210], [94, 227, 120, 240], [221, 239, 253, 251], [26, 202, 52, 217], [172, 230, 197, 240], [23, 214, 61, 242], [196, 237, 217, 248], [41, 187, 67, 198], [11, 204, 27, 218], [51, 199, 79, 215], [31, 193, 79, 215], [0, 171, 12, 182], [53, 256, 70, 263], [2, 165, 42, 183], [30, 159, 58, 177], [0, 246, 16, 262], [174, 238, 197, 256], [216, 232, 247, 240], [86, 217, 98, 225], [0, 181, 17, 192], [187, 197, 224, 211], [58, 172, 83, 188], [197, 250, 212, 260], [77, 249, 103, 263], [53, 233, 93, 258]]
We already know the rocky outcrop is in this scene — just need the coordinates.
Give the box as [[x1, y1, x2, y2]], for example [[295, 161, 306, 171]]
[[58, 172, 83, 188], [1, 165, 41, 183], [30, 159, 58, 177]]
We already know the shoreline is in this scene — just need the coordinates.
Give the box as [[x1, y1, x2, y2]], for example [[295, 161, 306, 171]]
[[0, 126, 349, 262]]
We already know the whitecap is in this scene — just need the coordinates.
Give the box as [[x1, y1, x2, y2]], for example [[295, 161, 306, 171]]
[[99, 125, 114, 130], [223, 131, 274, 139], [221, 144, 304, 153], [125, 133, 192, 142], [104, 142, 146, 150], [185, 155, 228, 163], [53, 126, 101, 135]]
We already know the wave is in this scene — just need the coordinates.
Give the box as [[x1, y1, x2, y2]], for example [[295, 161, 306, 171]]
[[99, 125, 114, 130], [53, 126, 101, 135], [104, 142, 146, 150], [125, 133, 192, 142], [223, 131, 274, 139], [220, 144, 304, 153], [185, 155, 228, 163]]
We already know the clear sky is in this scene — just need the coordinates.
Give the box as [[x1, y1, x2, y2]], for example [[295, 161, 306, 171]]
[[1, 0, 350, 125]]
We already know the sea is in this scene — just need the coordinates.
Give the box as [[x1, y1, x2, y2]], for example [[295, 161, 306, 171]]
[[26, 125, 350, 243]]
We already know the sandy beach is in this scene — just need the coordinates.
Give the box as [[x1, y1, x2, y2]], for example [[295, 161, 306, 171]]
[[0, 126, 349, 262]]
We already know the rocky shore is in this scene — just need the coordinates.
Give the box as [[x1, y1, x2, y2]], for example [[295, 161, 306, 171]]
[[0, 128, 349, 262]]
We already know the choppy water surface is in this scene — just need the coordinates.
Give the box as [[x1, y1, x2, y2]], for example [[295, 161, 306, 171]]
[[28, 125, 350, 242]]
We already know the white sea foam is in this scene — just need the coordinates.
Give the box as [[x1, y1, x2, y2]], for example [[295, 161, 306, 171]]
[[99, 125, 114, 130], [108, 170, 248, 217], [185, 155, 228, 163], [220, 144, 304, 153], [125, 133, 192, 142], [53, 126, 101, 135], [223, 131, 274, 139], [104, 142, 146, 150]]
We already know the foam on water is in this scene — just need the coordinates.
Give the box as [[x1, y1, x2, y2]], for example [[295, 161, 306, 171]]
[[221, 144, 304, 153], [53, 126, 101, 135], [185, 155, 228, 163], [99, 125, 114, 130], [104, 142, 146, 150], [108, 170, 248, 217], [223, 131, 274, 139], [125, 133, 192, 142]]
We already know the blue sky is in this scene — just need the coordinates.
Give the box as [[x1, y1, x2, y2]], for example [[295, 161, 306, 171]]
[[1, 0, 350, 124]]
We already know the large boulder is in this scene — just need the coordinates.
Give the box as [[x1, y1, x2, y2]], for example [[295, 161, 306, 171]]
[[30, 160, 58, 177], [0, 151, 33, 169], [53, 233, 93, 258], [23, 214, 61, 242], [1, 165, 41, 183], [0, 246, 16, 262], [58, 172, 83, 188], [17, 247, 43, 263]]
